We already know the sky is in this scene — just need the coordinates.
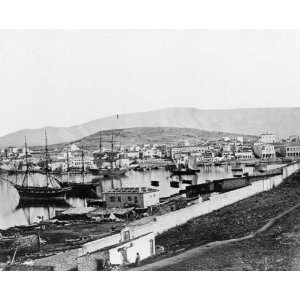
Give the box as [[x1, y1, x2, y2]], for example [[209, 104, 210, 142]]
[[1, 30, 300, 136]]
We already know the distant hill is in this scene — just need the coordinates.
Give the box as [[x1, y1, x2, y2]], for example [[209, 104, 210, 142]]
[[0, 107, 299, 147], [58, 127, 257, 150]]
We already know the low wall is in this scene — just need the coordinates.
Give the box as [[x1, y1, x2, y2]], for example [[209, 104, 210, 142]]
[[125, 163, 300, 237], [78, 233, 121, 257]]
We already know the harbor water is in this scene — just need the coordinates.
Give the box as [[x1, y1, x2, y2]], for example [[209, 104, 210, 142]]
[[0, 165, 255, 229]]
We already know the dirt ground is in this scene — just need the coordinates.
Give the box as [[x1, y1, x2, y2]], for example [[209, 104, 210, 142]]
[[0, 220, 125, 262], [134, 171, 300, 270], [156, 207, 300, 271]]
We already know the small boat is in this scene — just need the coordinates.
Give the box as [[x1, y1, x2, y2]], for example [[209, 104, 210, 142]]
[[88, 167, 127, 177], [182, 179, 193, 185], [170, 181, 180, 188], [171, 169, 196, 176], [245, 162, 256, 167], [231, 167, 243, 172], [100, 168, 127, 177]]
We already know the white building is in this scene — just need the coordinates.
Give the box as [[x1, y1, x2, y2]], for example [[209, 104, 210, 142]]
[[103, 187, 160, 209], [258, 133, 277, 144], [108, 223, 155, 266], [285, 143, 300, 158], [253, 143, 276, 160], [235, 151, 254, 160], [171, 145, 211, 159], [77, 221, 156, 269], [69, 155, 96, 170], [126, 151, 140, 160], [70, 144, 80, 152], [236, 136, 244, 144]]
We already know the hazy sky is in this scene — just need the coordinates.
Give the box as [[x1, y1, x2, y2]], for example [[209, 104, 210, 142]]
[[1, 30, 300, 136]]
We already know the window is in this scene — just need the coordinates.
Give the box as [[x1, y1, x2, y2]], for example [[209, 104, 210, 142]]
[[118, 196, 121, 202], [128, 196, 132, 201], [110, 196, 115, 202], [123, 230, 130, 241]]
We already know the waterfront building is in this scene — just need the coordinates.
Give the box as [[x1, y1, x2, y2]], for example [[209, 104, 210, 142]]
[[125, 151, 140, 160], [276, 143, 300, 159], [235, 150, 254, 160], [69, 155, 96, 170], [103, 187, 160, 209], [171, 145, 211, 159], [253, 142, 276, 160], [49, 160, 67, 172]]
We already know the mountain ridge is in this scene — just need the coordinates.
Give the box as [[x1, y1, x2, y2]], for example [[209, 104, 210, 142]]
[[1, 107, 299, 147]]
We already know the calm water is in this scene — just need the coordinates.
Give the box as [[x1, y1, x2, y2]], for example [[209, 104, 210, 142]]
[[0, 166, 254, 229]]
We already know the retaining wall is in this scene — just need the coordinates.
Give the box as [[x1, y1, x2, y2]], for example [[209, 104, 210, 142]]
[[123, 163, 300, 237]]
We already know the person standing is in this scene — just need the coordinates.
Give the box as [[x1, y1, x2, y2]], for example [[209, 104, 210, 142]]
[[135, 252, 141, 266]]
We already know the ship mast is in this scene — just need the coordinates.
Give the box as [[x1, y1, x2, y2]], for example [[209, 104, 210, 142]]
[[66, 145, 69, 171], [111, 132, 115, 169], [22, 136, 29, 187], [45, 130, 49, 187], [81, 144, 85, 183], [99, 132, 102, 154], [66, 145, 70, 181]]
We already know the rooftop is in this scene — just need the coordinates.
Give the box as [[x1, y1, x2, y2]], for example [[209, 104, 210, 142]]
[[285, 142, 300, 147], [103, 187, 159, 194]]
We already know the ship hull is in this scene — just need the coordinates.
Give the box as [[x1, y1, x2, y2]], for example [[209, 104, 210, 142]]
[[60, 182, 98, 198], [15, 185, 71, 200], [171, 169, 197, 176], [88, 168, 127, 177]]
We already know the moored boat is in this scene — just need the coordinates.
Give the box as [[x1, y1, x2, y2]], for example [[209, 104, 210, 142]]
[[14, 185, 70, 200], [171, 168, 196, 176], [59, 145, 98, 198], [13, 133, 71, 201]]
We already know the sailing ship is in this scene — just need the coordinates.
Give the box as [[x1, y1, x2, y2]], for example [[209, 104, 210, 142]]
[[171, 154, 198, 176], [14, 133, 71, 200], [59, 145, 98, 197], [88, 131, 127, 177]]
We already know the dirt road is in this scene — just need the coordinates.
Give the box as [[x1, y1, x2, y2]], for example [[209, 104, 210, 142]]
[[133, 203, 300, 271]]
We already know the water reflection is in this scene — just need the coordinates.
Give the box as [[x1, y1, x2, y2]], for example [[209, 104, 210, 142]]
[[0, 166, 252, 229]]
